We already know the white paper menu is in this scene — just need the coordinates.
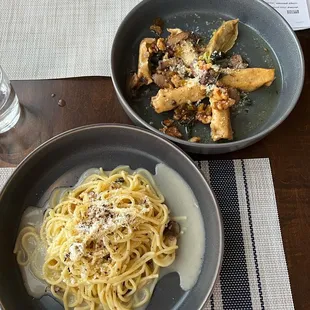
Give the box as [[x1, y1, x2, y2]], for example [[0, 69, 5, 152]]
[[264, 0, 310, 30]]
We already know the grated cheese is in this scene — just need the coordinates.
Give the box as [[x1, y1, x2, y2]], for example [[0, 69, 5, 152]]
[[69, 243, 85, 261], [75, 194, 151, 243]]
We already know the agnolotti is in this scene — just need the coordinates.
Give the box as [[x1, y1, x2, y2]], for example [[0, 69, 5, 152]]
[[210, 108, 233, 141], [130, 18, 275, 142], [130, 38, 156, 89], [205, 19, 239, 57], [152, 82, 206, 113], [220, 68, 275, 92]]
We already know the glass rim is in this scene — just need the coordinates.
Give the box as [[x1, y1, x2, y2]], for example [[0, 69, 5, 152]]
[[0, 66, 9, 85]]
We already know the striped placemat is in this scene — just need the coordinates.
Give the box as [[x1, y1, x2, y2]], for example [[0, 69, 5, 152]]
[[200, 159, 293, 309], [0, 158, 294, 309]]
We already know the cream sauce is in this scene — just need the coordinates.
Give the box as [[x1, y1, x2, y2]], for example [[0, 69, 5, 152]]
[[16, 207, 47, 298], [16, 164, 205, 309]]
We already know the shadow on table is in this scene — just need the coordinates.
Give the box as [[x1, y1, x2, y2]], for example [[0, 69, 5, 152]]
[[0, 105, 51, 165]]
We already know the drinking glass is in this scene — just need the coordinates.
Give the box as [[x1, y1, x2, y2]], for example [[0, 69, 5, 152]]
[[0, 66, 21, 133], [0, 66, 50, 164]]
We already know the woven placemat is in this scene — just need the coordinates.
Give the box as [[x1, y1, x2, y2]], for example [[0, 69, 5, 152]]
[[0, 0, 308, 80]]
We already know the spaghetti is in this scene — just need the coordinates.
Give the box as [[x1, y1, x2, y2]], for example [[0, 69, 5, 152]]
[[14, 167, 178, 310]]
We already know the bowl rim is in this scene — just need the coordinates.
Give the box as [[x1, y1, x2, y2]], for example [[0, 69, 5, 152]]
[[0, 123, 224, 310], [111, 0, 305, 150]]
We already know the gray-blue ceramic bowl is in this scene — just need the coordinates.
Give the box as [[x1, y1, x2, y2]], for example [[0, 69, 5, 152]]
[[0, 124, 223, 309], [111, 0, 304, 154]]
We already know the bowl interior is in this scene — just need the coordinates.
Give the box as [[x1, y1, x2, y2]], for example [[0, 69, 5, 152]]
[[0, 125, 222, 310], [112, 0, 303, 146]]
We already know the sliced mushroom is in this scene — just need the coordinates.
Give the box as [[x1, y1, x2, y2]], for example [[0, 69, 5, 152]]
[[164, 220, 181, 237], [167, 31, 190, 46], [157, 57, 179, 70], [152, 73, 172, 89], [227, 88, 240, 104], [228, 54, 248, 69]]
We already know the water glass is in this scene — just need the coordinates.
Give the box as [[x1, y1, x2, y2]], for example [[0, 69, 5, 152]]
[[0, 66, 21, 134]]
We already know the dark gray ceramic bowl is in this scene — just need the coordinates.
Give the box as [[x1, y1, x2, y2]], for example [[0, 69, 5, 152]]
[[111, 0, 304, 154], [0, 124, 223, 310]]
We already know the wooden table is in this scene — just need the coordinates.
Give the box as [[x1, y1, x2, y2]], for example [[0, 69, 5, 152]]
[[1, 30, 309, 309]]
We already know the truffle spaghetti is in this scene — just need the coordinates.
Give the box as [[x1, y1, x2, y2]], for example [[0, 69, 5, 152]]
[[14, 167, 178, 310]]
